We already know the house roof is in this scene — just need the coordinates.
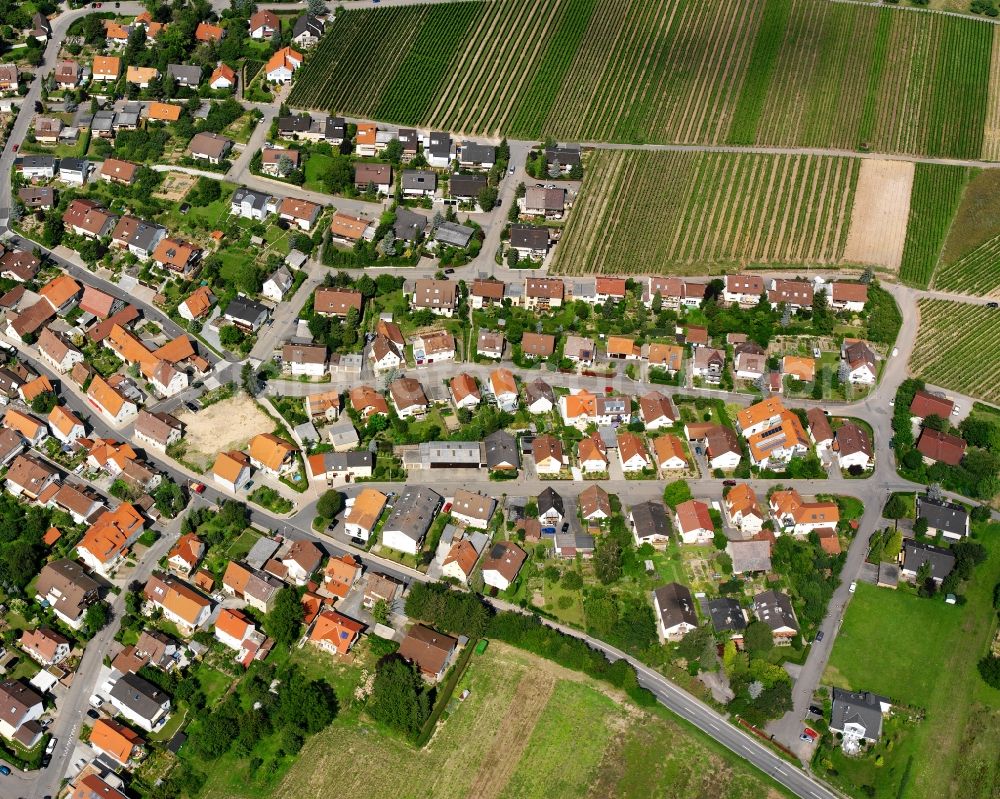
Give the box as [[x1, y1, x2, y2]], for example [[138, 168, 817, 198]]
[[144, 572, 211, 626], [909, 390, 953, 419], [323, 553, 361, 596], [329, 213, 371, 241], [87, 374, 132, 417], [265, 46, 303, 75], [834, 421, 872, 459], [188, 131, 231, 159], [639, 391, 675, 424], [211, 62, 236, 83], [617, 431, 649, 464], [753, 589, 798, 632], [279, 196, 321, 223], [384, 486, 440, 542], [647, 343, 684, 369], [489, 367, 517, 396], [283, 342, 327, 366], [443, 539, 478, 578], [472, 279, 505, 300], [4, 408, 44, 440], [652, 583, 697, 630], [481, 541, 526, 583], [577, 433, 607, 466], [902, 538, 956, 578], [532, 433, 562, 466], [398, 624, 456, 676], [727, 540, 772, 573], [449, 373, 480, 403], [89, 717, 144, 764], [20, 626, 69, 662], [6, 454, 55, 495], [48, 404, 83, 437], [652, 434, 686, 467], [389, 377, 427, 410], [578, 484, 611, 518], [737, 396, 784, 430], [538, 485, 564, 516], [70, 774, 129, 799], [196, 21, 225, 41], [310, 609, 363, 652], [708, 597, 747, 633], [248, 433, 296, 471], [782, 355, 815, 381], [520, 331, 555, 357], [180, 286, 215, 319], [0, 679, 41, 730], [916, 496, 968, 537], [148, 101, 182, 122], [168, 533, 203, 569], [215, 607, 254, 642], [769, 488, 839, 526], [349, 386, 388, 416], [674, 499, 712, 534], [314, 287, 363, 316], [451, 489, 496, 524], [108, 672, 168, 723], [831, 282, 868, 304], [40, 274, 81, 310], [631, 500, 670, 539], [36, 559, 99, 622], [831, 688, 885, 739], [807, 407, 833, 443], [20, 374, 52, 402], [484, 429, 518, 469], [726, 484, 761, 519], [126, 66, 159, 84], [725, 274, 765, 295], [79, 503, 144, 565], [284, 539, 323, 574]]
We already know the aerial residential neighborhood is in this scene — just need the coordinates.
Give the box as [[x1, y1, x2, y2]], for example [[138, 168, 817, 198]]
[[0, 2, 996, 799]]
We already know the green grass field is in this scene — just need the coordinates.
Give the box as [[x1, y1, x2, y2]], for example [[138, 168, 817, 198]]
[[288, 0, 992, 158], [823, 526, 1000, 799], [551, 150, 859, 274], [897, 164, 970, 288], [910, 300, 1000, 403], [929, 169, 1000, 295], [262, 643, 787, 799]]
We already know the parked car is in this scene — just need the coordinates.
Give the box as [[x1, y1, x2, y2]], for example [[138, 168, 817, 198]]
[[45, 738, 56, 756], [86, 709, 99, 720], [987, 301, 999, 309], [891, 347, 899, 357], [190, 482, 205, 494], [561, 522, 569, 533], [0, 765, 10, 775], [808, 705, 824, 716], [799, 733, 813, 742], [815, 630, 824, 642], [722, 479, 736, 487], [849, 581, 857, 593]]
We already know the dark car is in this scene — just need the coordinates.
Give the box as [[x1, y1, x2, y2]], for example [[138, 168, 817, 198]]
[[86, 709, 99, 720], [0, 765, 10, 775], [561, 522, 569, 533], [987, 301, 999, 309], [351, 537, 365, 547], [815, 630, 824, 642], [808, 705, 823, 716], [34, 101, 43, 113], [444, 268, 455, 275], [723, 479, 737, 487], [185, 402, 200, 413]]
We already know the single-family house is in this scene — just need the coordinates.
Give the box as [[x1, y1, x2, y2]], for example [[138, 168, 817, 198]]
[[652, 583, 698, 641]]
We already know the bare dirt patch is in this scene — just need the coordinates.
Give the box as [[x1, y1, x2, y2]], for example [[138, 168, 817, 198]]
[[153, 171, 197, 203], [175, 396, 273, 470], [843, 158, 914, 271]]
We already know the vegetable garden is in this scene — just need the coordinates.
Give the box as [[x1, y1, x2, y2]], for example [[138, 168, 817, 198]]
[[550, 150, 859, 275], [911, 299, 1000, 403], [288, 0, 993, 158]]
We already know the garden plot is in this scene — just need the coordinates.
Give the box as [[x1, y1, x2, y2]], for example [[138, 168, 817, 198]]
[[843, 159, 914, 271], [174, 395, 274, 471]]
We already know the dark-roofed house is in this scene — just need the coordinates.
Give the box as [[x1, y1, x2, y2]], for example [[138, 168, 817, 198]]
[[484, 429, 518, 471], [402, 169, 436, 197], [292, 14, 325, 48], [224, 297, 269, 332], [382, 486, 441, 555], [449, 174, 487, 201], [509, 224, 549, 260], [105, 672, 171, 732], [167, 63, 202, 87], [433, 221, 474, 249], [0, 680, 43, 745], [753, 590, 798, 645], [916, 495, 969, 540], [398, 624, 457, 680], [707, 597, 747, 638], [459, 141, 495, 169], [652, 583, 697, 641], [830, 689, 890, 749], [538, 486, 564, 528], [354, 162, 392, 194], [17, 187, 54, 211], [900, 539, 956, 584], [834, 421, 873, 470], [629, 501, 671, 548]]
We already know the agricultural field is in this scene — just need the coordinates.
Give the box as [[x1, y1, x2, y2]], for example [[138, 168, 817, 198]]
[[929, 169, 1000, 296], [822, 528, 1000, 799], [288, 0, 992, 158], [897, 164, 970, 288], [268, 643, 787, 799], [842, 159, 913, 272], [910, 300, 1000, 404], [550, 150, 859, 275]]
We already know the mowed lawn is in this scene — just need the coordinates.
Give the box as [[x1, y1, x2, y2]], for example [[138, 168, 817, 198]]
[[824, 527, 1000, 799], [268, 643, 787, 799]]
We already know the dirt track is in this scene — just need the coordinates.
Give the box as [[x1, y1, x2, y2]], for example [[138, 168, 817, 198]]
[[843, 158, 914, 271]]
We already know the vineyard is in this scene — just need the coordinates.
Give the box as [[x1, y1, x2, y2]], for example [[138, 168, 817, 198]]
[[288, 0, 993, 158], [898, 164, 970, 288], [911, 300, 1000, 404], [550, 150, 859, 275], [931, 236, 1000, 296]]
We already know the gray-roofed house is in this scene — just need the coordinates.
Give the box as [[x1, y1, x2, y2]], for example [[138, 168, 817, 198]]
[[629, 501, 671, 548], [231, 186, 274, 221], [523, 186, 566, 218], [830, 689, 891, 751], [245, 538, 281, 571], [412, 441, 484, 469], [449, 174, 487, 201], [509, 224, 549, 259], [652, 583, 698, 641], [727, 540, 772, 575], [90, 109, 115, 137], [432, 220, 474, 249], [916, 495, 969, 540], [753, 590, 798, 644], [382, 486, 441, 555], [427, 131, 452, 167], [394, 208, 428, 243], [18, 154, 55, 180], [167, 64, 202, 87], [57, 157, 88, 186], [291, 14, 325, 48], [134, 410, 183, 451], [401, 169, 436, 197], [484, 429, 518, 471], [900, 539, 955, 584], [105, 672, 171, 732], [545, 145, 581, 174], [223, 296, 269, 332], [326, 417, 360, 451], [277, 114, 311, 137], [707, 597, 747, 636], [458, 141, 495, 169]]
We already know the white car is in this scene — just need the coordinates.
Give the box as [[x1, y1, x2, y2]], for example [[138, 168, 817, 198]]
[[892, 347, 899, 357], [952, 405, 960, 416], [849, 581, 857, 594]]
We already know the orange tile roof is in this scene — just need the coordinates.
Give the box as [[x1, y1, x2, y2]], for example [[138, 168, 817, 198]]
[[223, 560, 252, 594], [48, 404, 83, 437], [196, 22, 225, 41], [747, 411, 809, 463], [42, 526, 62, 546], [301, 591, 322, 624], [92, 56, 121, 78], [344, 488, 386, 532], [355, 123, 377, 145], [148, 102, 181, 122], [647, 343, 684, 369], [87, 374, 130, 417], [215, 607, 254, 642], [265, 46, 302, 75], [89, 718, 143, 764], [169, 533, 203, 569], [40, 274, 81, 310], [126, 66, 158, 84], [4, 408, 44, 439], [449, 373, 479, 402], [652, 434, 686, 467], [20, 375, 52, 402], [211, 63, 236, 84], [769, 489, 840, 526], [726, 484, 760, 518], [737, 396, 786, 430], [323, 554, 360, 598], [675, 499, 713, 534], [154, 335, 195, 363], [577, 435, 607, 465], [150, 573, 211, 625], [617, 431, 649, 464], [607, 335, 638, 358], [79, 503, 144, 565], [181, 286, 214, 319], [213, 450, 249, 483], [248, 433, 296, 472], [104, 20, 130, 39], [562, 389, 598, 419], [490, 368, 516, 396], [310, 609, 363, 654], [595, 276, 627, 297], [443, 539, 478, 578]]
